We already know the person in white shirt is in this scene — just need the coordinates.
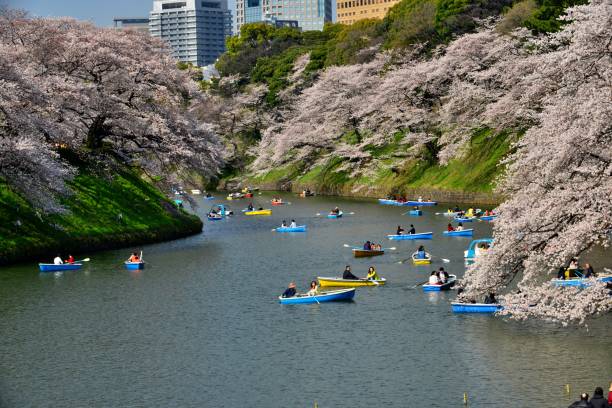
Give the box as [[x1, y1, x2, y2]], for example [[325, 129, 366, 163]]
[[428, 271, 439, 285], [53, 255, 63, 265], [290, 220, 297, 228], [306, 280, 318, 296], [456, 222, 464, 231], [281, 220, 287, 228]]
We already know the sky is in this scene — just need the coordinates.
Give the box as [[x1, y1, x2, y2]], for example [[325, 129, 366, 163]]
[[5, 0, 237, 27]]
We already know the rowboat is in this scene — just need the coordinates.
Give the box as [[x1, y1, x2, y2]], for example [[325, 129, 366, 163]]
[[271, 201, 285, 206], [440, 211, 460, 217], [378, 199, 403, 206], [276, 225, 306, 232], [422, 274, 457, 291], [407, 210, 422, 216], [226, 193, 244, 200], [124, 261, 145, 270], [443, 229, 474, 237], [551, 274, 612, 288], [352, 248, 385, 257], [388, 232, 433, 240], [244, 209, 272, 216], [327, 211, 343, 219], [406, 200, 437, 206], [207, 214, 223, 221], [244, 193, 253, 198], [278, 288, 356, 304], [451, 302, 502, 313], [455, 217, 476, 222], [317, 277, 386, 287], [299, 191, 315, 197], [411, 251, 431, 265], [464, 238, 494, 261], [480, 215, 498, 221], [39, 263, 83, 272]]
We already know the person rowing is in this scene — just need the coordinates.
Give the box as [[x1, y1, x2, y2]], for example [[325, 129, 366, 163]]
[[127, 252, 140, 263], [408, 224, 416, 234], [53, 254, 63, 265], [456, 222, 464, 231], [65, 255, 75, 264], [396, 225, 405, 235], [343, 265, 360, 280], [429, 271, 440, 285], [247, 202, 254, 211], [331, 206, 340, 215], [438, 267, 449, 283], [447, 223, 454, 232], [366, 266, 380, 280], [416, 245, 427, 259], [363, 241, 372, 250], [281, 220, 288, 228], [290, 220, 297, 228], [282, 282, 297, 298]]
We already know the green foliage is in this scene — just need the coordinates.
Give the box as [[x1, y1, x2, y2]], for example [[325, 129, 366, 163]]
[[524, 0, 587, 33], [0, 163, 202, 264], [342, 130, 362, 145], [251, 47, 305, 105], [497, 0, 538, 34], [324, 19, 384, 66]]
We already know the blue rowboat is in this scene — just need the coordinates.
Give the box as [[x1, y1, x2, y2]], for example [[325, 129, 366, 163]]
[[279, 288, 355, 304], [455, 217, 475, 222], [204, 196, 215, 200], [39, 263, 83, 272], [423, 275, 457, 291], [207, 214, 223, 221], [551, 275, 612, 288], [406, 200, 437, 206], [378, 199, 397, 205], [408, 210, 422, 216], [443, 229, 474, 237], [387, 232, 433, 240], [276, 225, 307, 232], [464, 238, 494, 261], [480, 215, 497, 221], [327, 211, 343, 219], [451, 302, 502, 313], [124, 261, 145, 270]]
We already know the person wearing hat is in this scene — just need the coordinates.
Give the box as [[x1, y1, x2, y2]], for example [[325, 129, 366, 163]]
[[568, 392, 591, 408], [281, 282, 297, 298]]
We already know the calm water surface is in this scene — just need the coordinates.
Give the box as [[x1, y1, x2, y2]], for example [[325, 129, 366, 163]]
[[0, 193, 610, 407]]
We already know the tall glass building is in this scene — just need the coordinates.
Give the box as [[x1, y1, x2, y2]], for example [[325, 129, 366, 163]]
[[150, 0, 232, 67], [235, 0, 331, 32]]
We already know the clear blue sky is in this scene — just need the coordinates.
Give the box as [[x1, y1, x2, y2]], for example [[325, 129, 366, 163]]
[[6, 0, 239, 26]]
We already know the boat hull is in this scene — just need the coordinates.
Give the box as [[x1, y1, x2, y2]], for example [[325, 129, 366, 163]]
[[423, 275, 457, 291], [551, 275, 612, 287], [327, 212, 343, 219], [207, 215, 223, 221], [388, 232, 433, 240], [480, 215, 497, 221], [124, 262, 145, 270], [443, 229, 474, 237], [279, 288, 356, 304], [352, 249, 384, 257], [455, 217, 475, 222], [271, 202, 285, 206], [39, 263, 83, 272], [244, 209, 272, 216], [412, 252, 431, 265], [318, 277, 386, 287], [276, 226, 306, 232], [406, 201, 437, 206], [408, 210, 422, 216], [451, 302, 502, 313]]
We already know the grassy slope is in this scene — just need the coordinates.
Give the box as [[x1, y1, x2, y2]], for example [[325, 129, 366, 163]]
[[0, 166, 202, 265]]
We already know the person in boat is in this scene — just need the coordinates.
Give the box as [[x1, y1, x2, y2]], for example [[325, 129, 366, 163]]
[[568, 393, 590, 408], [428, 271, 440, 285], [417, 196, 423, 202], [408, 224, 416, 234], [483, 293, 497, 304], [281, 220, 288, 228], [366, 266, 380, 281], [205, 192, 212, 198], [128, 252, 140, 263], [416, 245, 427, 259], [343, 265, 360, 280], [447, 223, 455, 232], [557, 266, 566, 280], [567, 258, 580, 278], [257, 207, 264, 211], [363, 241, 372, 250], [396, 225, 405, 235], [65, 255, 75, 264], [290, 220, 297, 228], [453, 206, 461, 212], [583, 263, 596, 278], [331, 207, 340, 215], [247, 202, 254, 211], [413, 206, 419, 211], [456, 222, 464, 231], [282, 282, 297, 298], [306, 280, 318, 296], [53, 255, 63, 265], [438, 267, 449, 283], [589, 387, 609, 408]]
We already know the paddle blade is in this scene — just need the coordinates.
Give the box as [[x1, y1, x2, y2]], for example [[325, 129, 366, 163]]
[[81, 258, 91, 262], [348, 212, 355, 215], [343, 244, 351, 248], [442, 258, 450, 263], [315, 213, 321, 216], [388, 247, 396, 251]]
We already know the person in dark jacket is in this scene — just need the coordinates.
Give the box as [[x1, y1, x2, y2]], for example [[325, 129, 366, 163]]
[[343, 265, 360, 280], [590, 387, 610, 408], [408, 224, 416, 234], [363, 241, 372, 250], [583, 263, 596, 278], [568, 393, 591, 408], [483, 293, 497, 304], [281, 282, 297, 298]]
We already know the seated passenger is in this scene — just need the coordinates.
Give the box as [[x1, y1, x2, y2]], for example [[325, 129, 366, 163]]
[[247, 203, 254, 211], [428, 272, 440, 285], [483, 293, 497, 304], [583, 263, 595, 278], [290, 220, 297, 228], [366, 266, 380, 280], [438, 267, 449, 283], [408, 224, 416, 234], [53, 255, 63, 265], [282, 282, 297, 298], [396, 225, 405, 235], [65, 255, 75, 264], [281, 220, 287, 228], [343, 265, 360, 280], [128, 252, 140, 263], [447, 223, 455, 232], [456, 223, 464, 231], [363, 241, 372, 250], [416, 245, 426, 259], [306, 280, 318, 296]]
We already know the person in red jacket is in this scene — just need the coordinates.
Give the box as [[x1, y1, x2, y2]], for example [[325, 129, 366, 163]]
[[65, 255, 75, 264], [608, 382, 612, 405]]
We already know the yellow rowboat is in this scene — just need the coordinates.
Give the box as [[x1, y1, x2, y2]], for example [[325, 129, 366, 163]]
[[244, 209, 272, 216], [412, 252, 431, 265], [317, 277, 386, 287]]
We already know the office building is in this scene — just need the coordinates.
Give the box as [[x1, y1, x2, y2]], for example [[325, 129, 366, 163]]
[[235, 0, 331, 32], [113, 17, 151, 32], [149, 0, 232, 67], [336, 0, 400, 24]]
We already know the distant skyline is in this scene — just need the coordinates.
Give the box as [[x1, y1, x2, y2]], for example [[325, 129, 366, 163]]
[[5, 0, 238, 27]]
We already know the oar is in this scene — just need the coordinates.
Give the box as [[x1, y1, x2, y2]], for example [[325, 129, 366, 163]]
[[411, 280, 429, 289], [76, 258, 91, 263], [140, 251, 143, 262]]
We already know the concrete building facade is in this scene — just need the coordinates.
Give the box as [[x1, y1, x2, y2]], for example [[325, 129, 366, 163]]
[[336, 0, 400, 25], [149, 0, 232, 67], [235, 0, 331, 32], [113, 17, 151, 32]]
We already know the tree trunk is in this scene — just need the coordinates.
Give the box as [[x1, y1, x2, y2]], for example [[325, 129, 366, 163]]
[[86, 116, 107, 149]]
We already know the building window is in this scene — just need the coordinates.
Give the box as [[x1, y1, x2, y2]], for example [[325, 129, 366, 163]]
[[162, 2, 187, 9]]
